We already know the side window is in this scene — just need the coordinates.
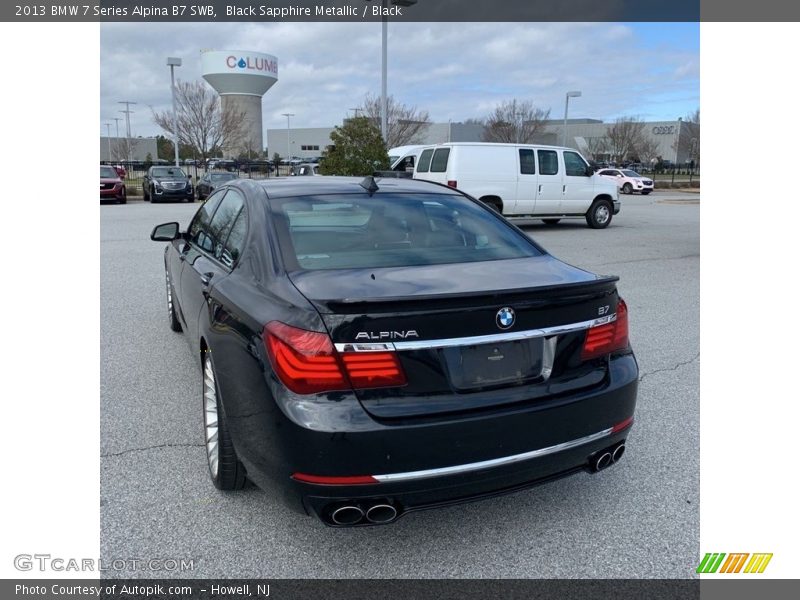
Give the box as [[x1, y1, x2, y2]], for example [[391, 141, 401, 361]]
[[564, 151, 589, 177], [537, 150, 559, 176], [417, 149, 434, 173], [189, 190, 225, 250], [429, 148, 450, 173], [220, 205, 248, 268], [519, 149, 536, 174], [598, 170, 610, 176], [208, 189, 245, 263]]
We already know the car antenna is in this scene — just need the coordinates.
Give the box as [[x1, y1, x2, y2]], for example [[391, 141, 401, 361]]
[[360, 175, 379, 195]]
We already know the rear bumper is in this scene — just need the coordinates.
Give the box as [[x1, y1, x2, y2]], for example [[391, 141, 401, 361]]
[[300, 425, 630, 525], [228, 352, 638, 523]]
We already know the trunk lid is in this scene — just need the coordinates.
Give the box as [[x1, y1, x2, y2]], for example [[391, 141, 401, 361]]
[[289, 256, 620, 419]]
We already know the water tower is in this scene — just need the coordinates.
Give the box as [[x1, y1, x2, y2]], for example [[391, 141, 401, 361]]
[[201, 50, 279, 158]]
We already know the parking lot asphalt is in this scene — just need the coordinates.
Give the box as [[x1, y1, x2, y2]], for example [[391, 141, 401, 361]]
[[100, 190, 699, 578]]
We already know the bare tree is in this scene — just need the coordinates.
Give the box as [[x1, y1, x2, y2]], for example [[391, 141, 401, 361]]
[[359, 93, 431, 148], [482, 99, 550, 144], [111, 137, 139, 163], [152, 80, 247, 163], [605, 117, 653, 162], [584, 136, 610, 160], [672, 108, 700, 166]]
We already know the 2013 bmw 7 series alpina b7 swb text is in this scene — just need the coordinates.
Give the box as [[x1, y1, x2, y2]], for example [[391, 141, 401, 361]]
[[150, 176, 638, 526]]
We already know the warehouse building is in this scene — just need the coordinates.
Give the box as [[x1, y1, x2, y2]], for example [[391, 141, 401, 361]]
[[266, 118, 697, 164]]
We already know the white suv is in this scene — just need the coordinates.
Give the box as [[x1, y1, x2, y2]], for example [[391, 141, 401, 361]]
[[597, 168, 654, 195]]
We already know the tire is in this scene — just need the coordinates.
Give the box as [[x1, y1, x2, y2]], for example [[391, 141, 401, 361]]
[[481, 198, 502, 213], [165, 268, 182, 332], [586, 199, 613, 229], [542, 219, 561, 225], [119, 187, 127, 204], [203, 350, 247, 491], [622, 182, 633, 194], [143, 186, 150, 202]]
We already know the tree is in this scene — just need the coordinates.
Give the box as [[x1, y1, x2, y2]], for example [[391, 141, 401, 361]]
[[673, 108, 700, 166], [482, 99, 550, 143], [318, 116, 389, 176], [359, 93, 431, 148], [605, 117, 653, 162], [152, 80, 248, 163], [111, 137, 139, 163]]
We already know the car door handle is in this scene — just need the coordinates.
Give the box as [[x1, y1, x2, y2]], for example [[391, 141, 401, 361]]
[[538, 184, 543, 194], [201, 272, 214, 287], [562, 185, 566, 194]]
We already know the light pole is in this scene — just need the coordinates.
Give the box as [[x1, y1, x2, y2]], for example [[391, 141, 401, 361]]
[[112, 117, 122, 161], [562, 90, 581, 147], [105, 123, 112, 162], [167, 57, 182, 167], [118, 101, 137, 163], [282, 113, 294, 169], [366, 0, 417, 142]]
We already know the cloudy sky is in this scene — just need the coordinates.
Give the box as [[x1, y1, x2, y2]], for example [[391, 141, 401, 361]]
[[100, 22, 698, 144]]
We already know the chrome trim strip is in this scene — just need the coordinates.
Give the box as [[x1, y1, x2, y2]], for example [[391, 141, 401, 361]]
[[391, 315, 615, 351], [335, 342, 395, 353], [372, 427, 614, 483], [334, 315, 615, 353]]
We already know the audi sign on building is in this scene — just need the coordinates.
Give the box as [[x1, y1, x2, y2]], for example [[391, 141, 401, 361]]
[[201, 50, 279, 157]]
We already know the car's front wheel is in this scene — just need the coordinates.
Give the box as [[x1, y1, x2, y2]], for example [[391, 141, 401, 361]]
[[622, 182, 633, 194], [586, 199, 613, 229], [203, 350, 247, 491]]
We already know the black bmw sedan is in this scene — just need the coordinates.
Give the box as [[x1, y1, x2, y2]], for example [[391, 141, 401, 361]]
[[151, 176, 638, 526]]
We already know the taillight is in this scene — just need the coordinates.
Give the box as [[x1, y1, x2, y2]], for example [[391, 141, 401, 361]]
[[447, 180, 457, 188], [263, 321, 406, 394], [341, 352, 406, 389], [580, 298, 629, 361]]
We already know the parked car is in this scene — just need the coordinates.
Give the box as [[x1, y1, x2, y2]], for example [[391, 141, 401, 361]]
[[412, 143, 620, 228], [142, 166, 194, 203], [183, 158, 199, 166], [597, 169, 654, 195], [196, 172, 238, 200], [290, 163, 319, 176], [100, 165, 127, 204], [239, 160, 274, 174], [150, 176, 638, 526]]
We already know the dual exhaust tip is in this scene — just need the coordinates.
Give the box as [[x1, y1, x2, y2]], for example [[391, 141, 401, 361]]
[[591, 442, 626, 472], [330, 502, 398, 526]]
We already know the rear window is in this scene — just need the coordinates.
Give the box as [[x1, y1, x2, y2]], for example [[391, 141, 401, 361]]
[[416, 149, 434, 173], [429, 148, 450, 173], [272, 193, 541, 271]]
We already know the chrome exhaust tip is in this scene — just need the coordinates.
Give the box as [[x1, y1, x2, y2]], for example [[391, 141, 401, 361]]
[[365, 504, 398, 524], [595, 452, 613, 471], [330, 505, 364, 526], [612, 443, 626, 463]]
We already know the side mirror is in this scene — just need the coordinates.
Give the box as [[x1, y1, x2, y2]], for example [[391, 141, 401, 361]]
[[151, 222, 180, 241], [585, 165, 594, 176]]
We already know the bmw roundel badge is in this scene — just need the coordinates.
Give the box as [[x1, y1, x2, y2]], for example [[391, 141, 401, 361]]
[[496, 307, 515, 330]]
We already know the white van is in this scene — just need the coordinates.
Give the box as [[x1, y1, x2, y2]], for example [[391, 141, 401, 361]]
[[412, 143, 621, 228]]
